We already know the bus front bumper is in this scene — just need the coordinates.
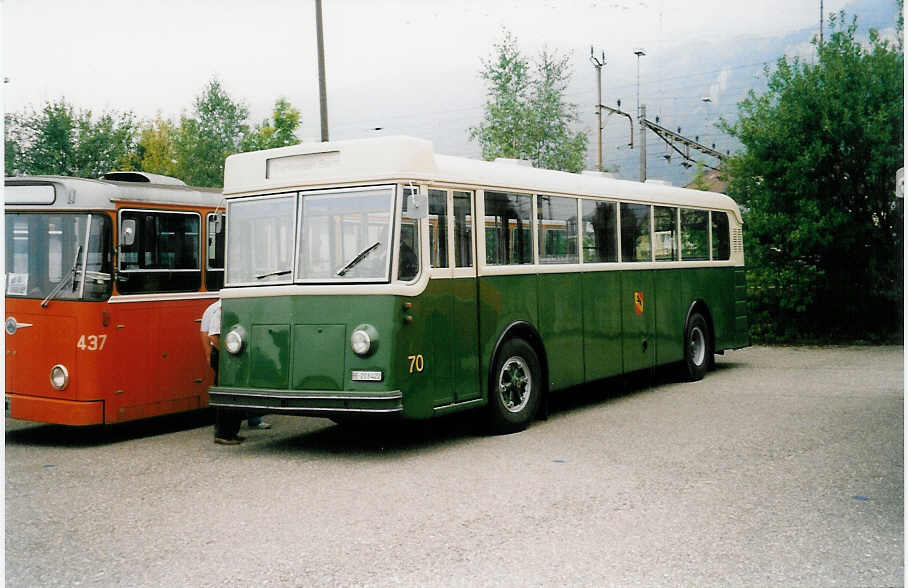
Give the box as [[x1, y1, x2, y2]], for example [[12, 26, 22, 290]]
[[208, 387, 403, 416], [5, 394, 104, 426]]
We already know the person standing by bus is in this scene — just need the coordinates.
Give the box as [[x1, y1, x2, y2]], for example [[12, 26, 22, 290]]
[[201, 299, 244, 444]]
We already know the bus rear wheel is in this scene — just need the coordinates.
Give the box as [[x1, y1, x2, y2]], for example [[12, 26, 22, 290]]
[[683, 312, 711, 381], [487, 338, 542, 434]]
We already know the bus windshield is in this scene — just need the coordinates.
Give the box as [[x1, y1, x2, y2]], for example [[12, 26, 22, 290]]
[[226, 186, 396, 284], [5, 212, 112, 301]]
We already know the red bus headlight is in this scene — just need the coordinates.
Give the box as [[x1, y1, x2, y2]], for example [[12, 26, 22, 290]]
[[50, 364, 70, 390]]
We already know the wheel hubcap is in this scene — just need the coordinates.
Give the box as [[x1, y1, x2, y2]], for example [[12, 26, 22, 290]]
[[688, 326, 706, 366], [498, 356, 532, 413]]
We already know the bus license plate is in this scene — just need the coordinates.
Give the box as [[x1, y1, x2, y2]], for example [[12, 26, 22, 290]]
[[351, 370, 383, 382]]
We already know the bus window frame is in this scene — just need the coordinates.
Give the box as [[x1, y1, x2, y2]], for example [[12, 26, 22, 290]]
[[536, 193, 580, 265], [205, 211, 226, 291], [224, 191, 298, 288], [422, 185, 476, 281], [451, 190, 476, 278], [116, 208, 203, 274], [396, 184, 425, 285]]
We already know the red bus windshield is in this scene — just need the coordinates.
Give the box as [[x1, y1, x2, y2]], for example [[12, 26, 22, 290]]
[[5, 212, 112, 302]]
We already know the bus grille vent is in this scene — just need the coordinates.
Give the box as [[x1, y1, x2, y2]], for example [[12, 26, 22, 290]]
[[732, 227, 744, 254]]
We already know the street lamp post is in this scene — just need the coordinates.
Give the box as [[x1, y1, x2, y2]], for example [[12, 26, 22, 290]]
[[634, 49, 646, 182], [633, 48, 645, 124]]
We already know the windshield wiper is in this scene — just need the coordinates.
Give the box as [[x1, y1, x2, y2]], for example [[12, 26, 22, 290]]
[[256, 269, 292, 280], [336, 241, 381, 276], [41, 245, 82, 308]]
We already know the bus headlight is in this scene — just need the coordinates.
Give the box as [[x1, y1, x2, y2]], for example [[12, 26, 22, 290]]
[[50, 364, 69, 390], [224, 327, 245, 355], [350, 324, 379, 357]]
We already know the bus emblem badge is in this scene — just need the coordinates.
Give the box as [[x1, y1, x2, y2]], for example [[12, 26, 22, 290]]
[[634, 292, 644, 315], [6, 317, 33, 335]]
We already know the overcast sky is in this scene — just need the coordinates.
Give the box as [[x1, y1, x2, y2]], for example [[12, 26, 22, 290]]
[[2, 0, 896, 178]]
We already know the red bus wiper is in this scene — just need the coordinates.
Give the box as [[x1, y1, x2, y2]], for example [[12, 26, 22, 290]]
[[41, 245, 82, 308]]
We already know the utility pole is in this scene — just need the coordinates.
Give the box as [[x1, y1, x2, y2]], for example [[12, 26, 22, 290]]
[[315, 0, 329, 142], [590, 47, 606, 171], [639, 104, 647, 182], [819, 0, 824, 46], [633, 48, 645, 126]]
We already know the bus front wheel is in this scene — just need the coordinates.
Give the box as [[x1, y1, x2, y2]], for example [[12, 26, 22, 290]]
[[487, 338, 542, 434], [683, 312, 711, 381]]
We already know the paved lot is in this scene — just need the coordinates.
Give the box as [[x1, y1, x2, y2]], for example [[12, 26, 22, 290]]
[[5, 346, 904, 587]]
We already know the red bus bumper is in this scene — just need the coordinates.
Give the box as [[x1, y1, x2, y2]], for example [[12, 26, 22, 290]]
[[6, 394, 104, 426]]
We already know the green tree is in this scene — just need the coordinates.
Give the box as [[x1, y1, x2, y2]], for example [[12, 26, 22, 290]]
[[722, 12, 903, 341], [241, 97, 302, 152], [120, 115, 180, 177], [470, 31, 587, 172], [174, 78, 249, 188], [4, 99, 137, 178]]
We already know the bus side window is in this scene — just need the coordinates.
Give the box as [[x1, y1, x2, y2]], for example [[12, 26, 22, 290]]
[[620, 203, 651, 262], [653, 206, 678, 261], [680, 209, 709, 261], [453, 191, 473, 268], [582, 199, 618, 263], [537, 194, 578, 264], [118, 210, 202, 293], [485, 191, 532, 265], [711, 211, 730, 261], [398, 187, 420, 281], [428, 189, 448, 268], [206, 212, 225, 291]]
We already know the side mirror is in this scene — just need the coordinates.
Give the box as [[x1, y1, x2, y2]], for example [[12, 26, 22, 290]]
[[121, 219, 136, 247], [406, 191, 428, 220], [210, 214, 224, 234]]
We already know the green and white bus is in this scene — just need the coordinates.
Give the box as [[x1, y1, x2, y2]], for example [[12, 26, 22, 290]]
[[209, 137, 748, 432]]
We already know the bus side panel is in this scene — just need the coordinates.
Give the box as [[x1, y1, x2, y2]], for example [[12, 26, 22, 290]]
[[478, 274, 539, 400], [620, 270, 655, 373], [733, 268, 750, 349], [581, 270, 623, 382], [679, 267, 735, 353], [420, 278, 455, 407], [654, 269, 685, 366], [108, 304, 159, 421], [107, 299, 211, 423], [158, 299, 213, 404], [451, 276, 481, 403], [538, 272, 584, 391], [705, 267, 736, 352]]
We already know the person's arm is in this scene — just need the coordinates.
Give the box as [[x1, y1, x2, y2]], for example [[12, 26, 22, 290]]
[[200, 331, 211, 364]]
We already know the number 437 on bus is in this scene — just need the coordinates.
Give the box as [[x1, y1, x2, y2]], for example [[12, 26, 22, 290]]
[[77, 334, 107, 351]]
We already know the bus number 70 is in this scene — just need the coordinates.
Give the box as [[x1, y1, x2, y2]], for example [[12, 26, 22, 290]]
[[408, 354, 424, 373]]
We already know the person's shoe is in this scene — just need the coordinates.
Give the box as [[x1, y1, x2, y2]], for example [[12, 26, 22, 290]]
[[214, 436, 243, 445], [252, 421, 272, 429]]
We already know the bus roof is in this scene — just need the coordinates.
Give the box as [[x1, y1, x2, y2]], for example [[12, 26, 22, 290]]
[[223, 136, 742, 221], [4, 175, 222, 211]]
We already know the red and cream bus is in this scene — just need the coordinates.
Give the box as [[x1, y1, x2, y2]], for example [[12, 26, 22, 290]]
[[5, 172, 225, 425]]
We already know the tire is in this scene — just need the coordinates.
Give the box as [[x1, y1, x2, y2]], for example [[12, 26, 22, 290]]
[[487, 338, 542, 433], [683, 312, 711, 381]]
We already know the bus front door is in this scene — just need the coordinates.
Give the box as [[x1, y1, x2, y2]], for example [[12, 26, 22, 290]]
[[423, 189, 480, 410], [450, 190, 481, 403]]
